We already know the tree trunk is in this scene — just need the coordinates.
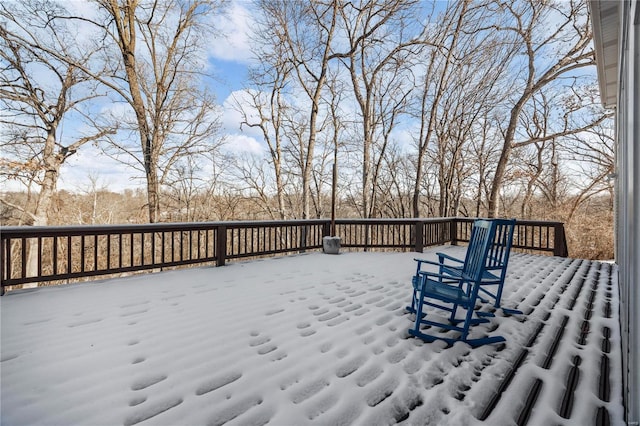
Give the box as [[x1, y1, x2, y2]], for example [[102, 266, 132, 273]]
[[24, 131, 60, 287]]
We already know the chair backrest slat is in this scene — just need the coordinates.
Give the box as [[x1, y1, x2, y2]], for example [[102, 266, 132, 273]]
[[486, 219, 516, 271], [461, 219, 496, 282]]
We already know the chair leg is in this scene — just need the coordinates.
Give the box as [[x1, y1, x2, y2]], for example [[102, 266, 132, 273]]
[[448, 301, 459, 323], [494, 281, 505, 308], [412, 291, 425, 335], [459, 298, 476, 341], [406, 275, 419, 314], [448, 280, 467, 323]]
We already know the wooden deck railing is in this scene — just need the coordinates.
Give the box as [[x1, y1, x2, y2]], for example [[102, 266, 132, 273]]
[[0, 218, 568, 293]]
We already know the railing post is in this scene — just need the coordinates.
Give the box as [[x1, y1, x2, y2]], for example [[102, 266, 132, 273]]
[[553, 223, 569, 257], [299, 225, 308, 253], [216, 226, 227, 266], [450, 218, 459, 246], [323, 221, 331, 237], [0, 237, 6, 296], [414, 221, 424, 253]]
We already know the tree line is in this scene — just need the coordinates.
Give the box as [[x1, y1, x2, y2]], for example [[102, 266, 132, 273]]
[[1, 0, 613, 250]]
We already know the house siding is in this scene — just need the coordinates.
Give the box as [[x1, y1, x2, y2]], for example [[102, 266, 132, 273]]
[[615, 1, 639, 425]]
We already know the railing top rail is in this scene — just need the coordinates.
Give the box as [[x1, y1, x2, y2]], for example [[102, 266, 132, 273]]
[[0, 217, 456, 237], [0, 219, 328, 236], [452, 217, 565, 226], [335, 217, 453, 224], [0, 217, 566, 238]]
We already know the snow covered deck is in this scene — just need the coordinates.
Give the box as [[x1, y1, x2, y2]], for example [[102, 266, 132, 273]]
[[0, 247, 625, 426]]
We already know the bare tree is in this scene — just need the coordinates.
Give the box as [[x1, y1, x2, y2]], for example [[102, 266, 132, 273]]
[[560, 99, 615, 222], [0, 1, 112, 225], [56, 0, 227, 223], [337, 0, 423, 218], [235, 59, 291, 219], [409, 0, 519, 218], [1, 1, 114, 284], [486, 0, 596, 217], [410, 1, 474, 218], [253, 0, 344, 219], [467, 111, 504, 217]]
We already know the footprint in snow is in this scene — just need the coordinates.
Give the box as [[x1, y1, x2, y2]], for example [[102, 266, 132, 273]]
[[387, 347, 408, 364], [120, 309, 149, 317], [327, 316, 349, 327], [365, 295, 384, 304], [1, 354, 19, 363], [206, 394, 263, 426], [300, 329, 316, 337], [249, 335, 271, 347], [290, 378, 330, 404], [269, 350, 287, 362], [375, 314, 392, 326], [128, 396, 146, 406], [305, 392, 339, 420], [257, 344, 278, 355], [355, 364, 384, 387], [195, 371, 242, 395], [123, 396, 183, 426], [344, 304, 362, 313], [319, 342, 333, 353], [355, 325, 371, 335], [335, 355, 367, 378], [312, 307, 330, 316], [372, 345, 385, 355], [67, 318, 103, 328], [120, 301, 150, 309], [365, 376, 399, 407], [162, 294, 185, 301], [318, 311, 340, 322], [23, 318, 52, 326], [131, 374, 167, 391]]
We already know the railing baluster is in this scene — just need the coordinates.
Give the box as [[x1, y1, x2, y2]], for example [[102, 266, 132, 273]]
[[66, 236, 71, 275], [1, 237, 7, 285], [107, 234, 111, 270], [94, 235, 98, 272], [80, 235, 85, 273], [38, 236, 43, 277], [1, 239, 6, 294], [20, 237, 27, 280]]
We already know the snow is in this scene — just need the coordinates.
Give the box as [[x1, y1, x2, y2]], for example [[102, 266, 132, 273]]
[[0, 247, 626, 426]]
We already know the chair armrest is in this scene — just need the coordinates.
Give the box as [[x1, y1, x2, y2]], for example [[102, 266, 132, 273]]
[[436, 252, 464, 264], [417, 270, 463, 284], [413, 258, 446, 269]]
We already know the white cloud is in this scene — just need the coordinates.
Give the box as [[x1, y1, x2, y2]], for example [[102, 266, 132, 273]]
[[224, 133, 264, 155], [209, 0, 255, 64], [58, 144, 144, 193]]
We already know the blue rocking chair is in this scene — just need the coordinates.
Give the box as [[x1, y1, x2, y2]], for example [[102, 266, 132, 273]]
[[436, 218, 520, 315], [407, 219, 506, 347]]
